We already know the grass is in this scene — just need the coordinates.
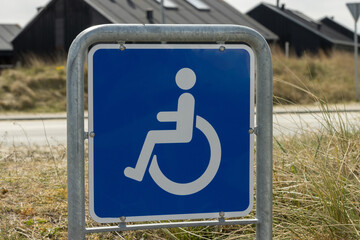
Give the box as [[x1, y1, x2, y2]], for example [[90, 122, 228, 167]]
[[1, 106, 359, 239], [0, 145, 255, 239], [0, 146, 68, 239], [0, 49, 359, 112], [0, 59, 67, 112], [0, 50, 359, 238], [273, 49, 357, 104], [272, 119, 360, 239], [0, 55, 88, 113]]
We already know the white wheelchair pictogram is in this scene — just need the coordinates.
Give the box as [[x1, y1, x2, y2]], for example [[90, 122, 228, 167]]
[[124, 68, 221, 196]]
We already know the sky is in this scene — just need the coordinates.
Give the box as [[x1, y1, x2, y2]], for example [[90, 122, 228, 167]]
[[0, 0, 357, 31]]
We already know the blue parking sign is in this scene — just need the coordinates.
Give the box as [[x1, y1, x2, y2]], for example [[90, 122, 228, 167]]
[[88, 44, 254, 223]]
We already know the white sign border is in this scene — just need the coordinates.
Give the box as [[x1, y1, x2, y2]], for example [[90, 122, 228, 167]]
[[88, 44, 255, 223]]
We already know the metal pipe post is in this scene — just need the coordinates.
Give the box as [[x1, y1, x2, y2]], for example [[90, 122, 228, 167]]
[[355, 20, 359, 101], [66, 24, 273, 239], [254, 32, 273, 240], [67, 36, 86, 239], [161, 0, 165, 24]]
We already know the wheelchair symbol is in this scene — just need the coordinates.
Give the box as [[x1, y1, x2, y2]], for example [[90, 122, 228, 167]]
[[124, 68, 221, 196]]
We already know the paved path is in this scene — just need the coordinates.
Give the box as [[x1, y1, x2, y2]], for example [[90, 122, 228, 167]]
[[1, 104, 360, 146], [272, 103, 360, 136], [273, 111, 360, 136], [0, 119, 71, 147]]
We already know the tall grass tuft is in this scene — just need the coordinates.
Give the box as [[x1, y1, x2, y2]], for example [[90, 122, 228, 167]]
[[273, 49, 357, 105], [0, 54, 67, 112], [272, 83, 360, 239], [0, 54, 89, 112], [1, 119, 359, 239], [273, 123, 360, 239]]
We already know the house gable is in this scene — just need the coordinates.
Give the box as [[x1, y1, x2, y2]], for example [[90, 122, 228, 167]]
[[12, 0, 277, 56], [248, 3, 354, 55]]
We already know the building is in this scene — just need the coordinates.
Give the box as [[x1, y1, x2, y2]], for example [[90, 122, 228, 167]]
[[12, 0, 278, 57], [248, 3, 354, 55], [320, 16, 358, 41], [0, 24, 21, 66]]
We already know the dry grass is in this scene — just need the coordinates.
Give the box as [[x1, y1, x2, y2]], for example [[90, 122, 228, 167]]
[[273, 121, 360, 239], [0, 146, 68, 239], [0, 54, 89, 113], [0, 65, 67, 112], [0, 145, 256, 239], [0, 50, 359, 112], [1, 108, 359, 239], [0, 51, 359, 239], [273, 49, 357, 104]]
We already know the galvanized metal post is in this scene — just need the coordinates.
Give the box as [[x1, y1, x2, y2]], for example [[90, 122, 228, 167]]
[[347, 3, 360, 101], [67, 24, 273, 239], [67, 41, 86, 238], [254, 33, 273, 240], [355, 20, 359, 101], [161, 0, 165, 24]]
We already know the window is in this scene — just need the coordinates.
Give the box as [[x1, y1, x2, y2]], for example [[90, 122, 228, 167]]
[[154, 0, 178, 9], [185, 0, 210, 11]]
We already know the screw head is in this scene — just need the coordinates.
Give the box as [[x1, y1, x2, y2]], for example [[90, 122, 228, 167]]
[[249, 128, 254, 134], [120, 216, 126, 222], [89, 132, 95, 138], [120, 45, 126, 51], [219, 46, 225, 52], [219, 211, 225, 218]]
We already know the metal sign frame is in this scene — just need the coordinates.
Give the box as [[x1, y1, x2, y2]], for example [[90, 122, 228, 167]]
[[67, 24, 273, 239]]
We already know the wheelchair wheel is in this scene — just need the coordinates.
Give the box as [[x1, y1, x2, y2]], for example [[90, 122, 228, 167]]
[[149, 115, 221, 195]]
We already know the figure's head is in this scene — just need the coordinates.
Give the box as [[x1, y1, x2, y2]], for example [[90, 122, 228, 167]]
[[175, 68, 196, 90]]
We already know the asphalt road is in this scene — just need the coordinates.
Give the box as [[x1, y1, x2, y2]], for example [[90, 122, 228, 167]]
[[0, 119, 71, 147], [273, 111, 360, 136], [1, 108, 359, 147]]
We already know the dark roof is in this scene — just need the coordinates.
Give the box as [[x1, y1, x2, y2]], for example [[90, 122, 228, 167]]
[[84, 0, 278, 40], [258, 3, 353, 46], [0, 24, 21, 51], [320, 17, 358, 40]]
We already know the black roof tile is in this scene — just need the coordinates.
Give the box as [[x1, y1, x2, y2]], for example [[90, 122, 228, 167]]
[[320, 17, 358, 40], [85, 0, 278, 40], [261, 3, 353, 46]]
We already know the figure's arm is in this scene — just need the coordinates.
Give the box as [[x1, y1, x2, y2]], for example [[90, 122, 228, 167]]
[[157, 93, 194, 123], [157, 111, 178, 122]]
